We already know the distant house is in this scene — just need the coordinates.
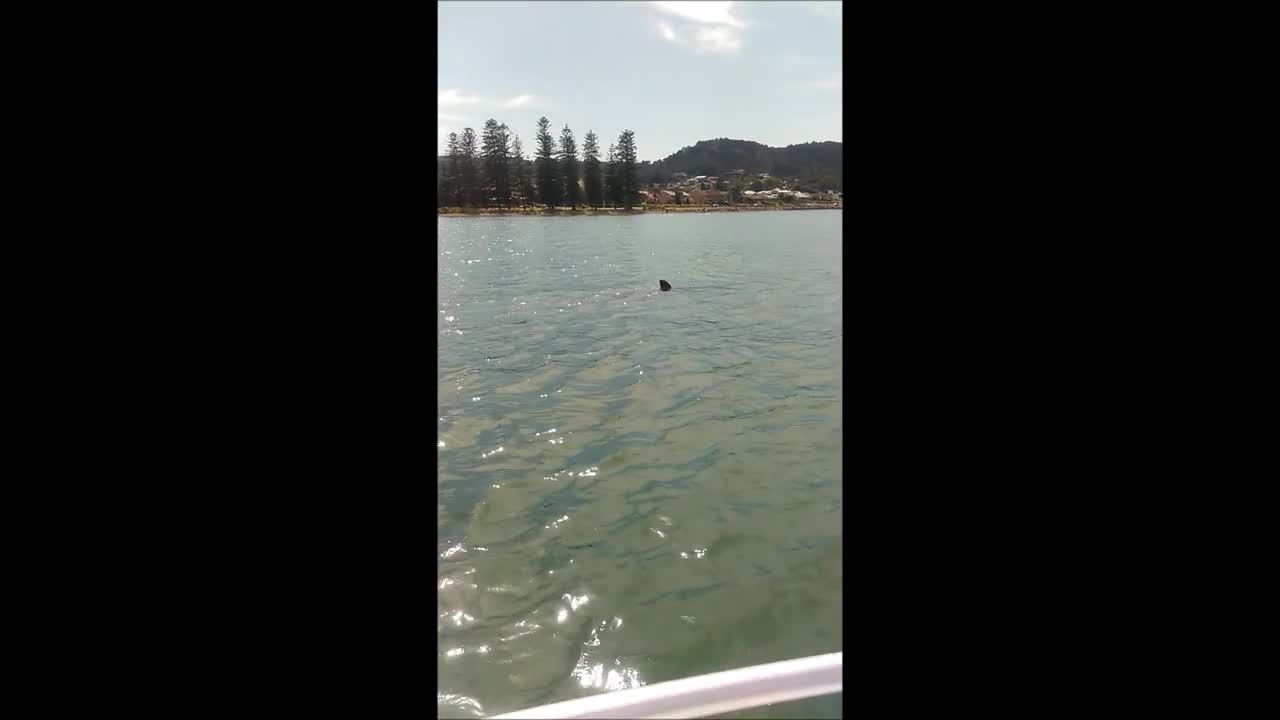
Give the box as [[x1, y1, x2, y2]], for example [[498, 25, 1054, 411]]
[[649, 190, 675, 205], [671, 172, 688, 181], [723, 169, 745, 178], [687, 188, 725, 205]]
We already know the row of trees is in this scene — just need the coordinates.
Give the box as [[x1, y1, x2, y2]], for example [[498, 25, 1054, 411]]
[[440, 117, 639, 210]]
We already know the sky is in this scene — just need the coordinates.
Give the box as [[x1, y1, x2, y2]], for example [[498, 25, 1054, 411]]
[[438, 1, 842, 162]]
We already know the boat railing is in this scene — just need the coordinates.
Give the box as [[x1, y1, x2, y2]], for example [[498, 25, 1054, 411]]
[[492, 651, 842, 719]]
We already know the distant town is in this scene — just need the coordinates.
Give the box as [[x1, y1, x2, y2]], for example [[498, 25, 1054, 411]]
[[439, 167, 843, 214], [634, 170, 841, 208]]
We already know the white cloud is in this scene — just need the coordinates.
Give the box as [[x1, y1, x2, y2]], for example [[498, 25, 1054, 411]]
[[809, 2, 842, 20], [649, 2, 745, 54], [438, 88, 484, 107], [438, 89, 544, 115], [695, 25, 741, 53], [438, 113, 467, 123], [652, 1, 744, 28]]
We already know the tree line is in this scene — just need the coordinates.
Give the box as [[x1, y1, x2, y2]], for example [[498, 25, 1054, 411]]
[[439, 117, 639, 210]]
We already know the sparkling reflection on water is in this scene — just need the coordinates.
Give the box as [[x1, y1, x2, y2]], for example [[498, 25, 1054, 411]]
[[438, 212, 842, 718]]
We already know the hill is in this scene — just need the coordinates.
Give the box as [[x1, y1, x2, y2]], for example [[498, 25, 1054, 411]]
[[643, 139, 842, 191]]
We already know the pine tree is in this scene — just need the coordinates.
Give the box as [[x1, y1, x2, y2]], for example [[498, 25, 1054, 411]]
[[605, 143, 621, 208], [558, 125, 580, 210], [617, 130, 638, 210], [582, 131, 602, 209], [510, 133, 529, 208], [481, 119, 511, 208], [480, 119, 498, 208], [445, 132, 461, 207], [459, 127, 479, 208], [499, 124, 513, 208], [534, 117, 560, 209]]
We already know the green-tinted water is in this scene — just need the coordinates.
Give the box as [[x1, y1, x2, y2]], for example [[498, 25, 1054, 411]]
[[438, 211, 842, 718]]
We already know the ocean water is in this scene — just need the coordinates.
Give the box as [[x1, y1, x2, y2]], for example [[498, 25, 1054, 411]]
[[438, 211, 842, 718]]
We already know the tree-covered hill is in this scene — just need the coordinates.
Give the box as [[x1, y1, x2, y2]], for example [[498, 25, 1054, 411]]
[[643, 139, 842, 190]]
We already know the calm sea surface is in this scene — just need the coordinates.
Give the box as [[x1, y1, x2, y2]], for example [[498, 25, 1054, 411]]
[[438, 211, 842, 718]]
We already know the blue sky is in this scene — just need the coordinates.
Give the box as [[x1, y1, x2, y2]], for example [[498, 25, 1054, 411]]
[[438, 1, 842, 162]]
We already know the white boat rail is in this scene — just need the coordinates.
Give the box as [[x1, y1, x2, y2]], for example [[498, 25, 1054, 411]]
[[492, 651, 842, 719]]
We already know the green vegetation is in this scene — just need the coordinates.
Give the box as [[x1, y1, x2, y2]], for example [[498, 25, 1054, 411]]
[[443, 132, 461, 206], [510, 133, 531, 208], [459, 128, 479, 208], [604, 143, 621, 207], [481, 119, 512, 209], [582, 131, 603, 209], [617, 130, 638, 210], [558, 125, 580, 209], [534, 117, 560, 209], [438, 116, 640, 210]]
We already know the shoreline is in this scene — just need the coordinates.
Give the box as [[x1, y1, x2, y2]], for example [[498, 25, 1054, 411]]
[[437, 204, 842, 217]]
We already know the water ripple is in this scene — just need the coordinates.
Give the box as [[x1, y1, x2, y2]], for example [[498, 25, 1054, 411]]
[[438, 212, 842, 718]]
